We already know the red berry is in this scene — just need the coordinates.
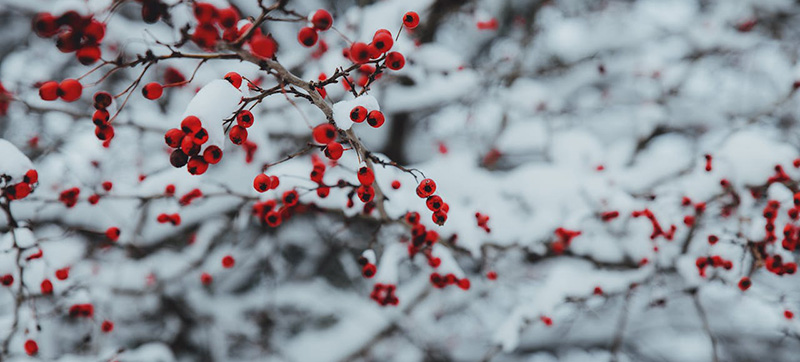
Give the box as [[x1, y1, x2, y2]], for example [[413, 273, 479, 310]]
[[350, 106, 367, 123], [93, 109, 110, 126], [362, 263, 376, 278], [222, 255, 235, 268], [95, 125, 115, 141], [312, 123, 337, 144], [282, 190, 299, 206], [457, 278, 471, 290], [416, 179, 436, 198], [250, 35, 277, 59], [24, 339, 38, 356], [270, 175, 280, 189], [201, 272, 213, 285], [187, 157, 209, 175], [426, 195, 443, 211], [55, 267, 70, 280], [254, 174, 271, 192], [487, 271, 497, 280], [391, 180, 401, 189], [357, 185, 374, 203], [224, 72, 242, 88], [366, 110, 385, 128], [217, 8, 239, 29], [349, 42, 371, 64], [181, 136, 199, 155], [298, 27, 318, 47], [33, 13, 59, 37], [738, 276, 752, 291], [194, 2, 218, 23], [386, 52, 405, 70], [1, 274, 13, 286], [403, 11, 420, 29], [164, 67, 186, 84], [142, 82, 163, 100], [264, 210, 282, 227], [105, 227, 120, 242], [93, 91, 112, 109], [237, 110, 254, 128], [432, 210, 447, 225], [102, 181, 113, 192], [229, 125, 248, 145], [372, 32, 393, 53], [101, 320, 114, 333], [357, 166, 375, 185], [324, 141, 343, 160], [203, 145, 223, 164], [40, 279, 53, 294], [311, 9, 333, 31], [192, 128, 209, 145], [181, 116, 202, 135], [76, 45, 101, 65], [59, 79, 82, 102], [405, 211, 420, 225], [39, 81, 59, 101], [316, 186, 330, 198], [84, 20, 106, 43]]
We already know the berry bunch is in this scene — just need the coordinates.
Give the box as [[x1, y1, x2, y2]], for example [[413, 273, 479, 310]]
[[33, 11, 105, 65], [312, 123, 345, 160], [370, 283, 399, 306], [92, 91, 115, 145], [695, 255, 733, 277], [297, 9, 334, 47], [39, 79, 82, 102], [165, 116, 222, 175], [551, 227, 581, 254], [475, 212, 491, 233], [2, 169, 37, 201], [415, 178, 448, 225], [429, 272, 470, 290]]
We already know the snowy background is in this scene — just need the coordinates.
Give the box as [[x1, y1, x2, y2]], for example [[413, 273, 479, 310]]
[[2, 0, 800, 361]]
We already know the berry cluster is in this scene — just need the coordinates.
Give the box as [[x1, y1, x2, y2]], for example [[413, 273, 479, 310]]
[[68, 303, 94, 318], [2, 169, 37, 201], [165, 116, 222, 175], [39, 79, 82, 102], [189, 3, 241, 49], [551, 227, 581, 254], [251, 190, 301, 228], [349, 105, 385, 128], [312, 123, 344, 160], [91, 91, 116, 145], [58, 187, 80, 208], [253, 173, 280, 193], [764, 254, 797, 276], [632, 208, 676, 240], [405, 212, 443, 269], [33, 11, 105, 65], [415, 178, 448, 225], [369, 283, 398, 306], [156, 213, 181, 226], [429, 272, 471, 290], [297, 9, 333, 48], [475, 212, 491, 233], [695, 255, 733, 277]]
